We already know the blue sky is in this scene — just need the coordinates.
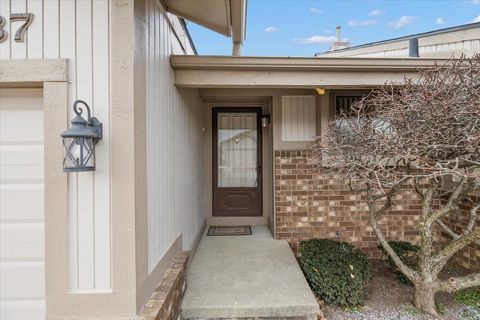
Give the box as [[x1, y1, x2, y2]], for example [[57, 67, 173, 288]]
[[187, 0, 480, 57]]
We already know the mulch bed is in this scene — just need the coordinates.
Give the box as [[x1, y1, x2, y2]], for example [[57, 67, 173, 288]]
[[320, 260, 480, 320]]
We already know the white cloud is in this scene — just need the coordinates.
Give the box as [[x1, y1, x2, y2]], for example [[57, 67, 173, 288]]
[[295, 35, 336, 45], [309, 8, 322, 14], [264, 26, 279, 33], [473, 15, 480, 22], [389, 16, 417, 28], [470, 0, 480, 5], [436, 17, 445, 24], [348, 19, 378, 27], [368, 9, 384, 17]]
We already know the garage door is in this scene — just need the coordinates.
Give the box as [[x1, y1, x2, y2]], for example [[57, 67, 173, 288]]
[[0, 89, 45, 320]]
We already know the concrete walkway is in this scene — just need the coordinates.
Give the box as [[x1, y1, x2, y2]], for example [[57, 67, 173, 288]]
[[181, 226, 320, 319]]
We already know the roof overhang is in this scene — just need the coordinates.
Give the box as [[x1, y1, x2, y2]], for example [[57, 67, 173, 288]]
[[161, 0, 246, 45], [170, 55, 451, 88]]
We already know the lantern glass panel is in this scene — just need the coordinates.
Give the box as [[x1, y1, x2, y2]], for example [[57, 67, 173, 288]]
[[63, 136, 96, 171]]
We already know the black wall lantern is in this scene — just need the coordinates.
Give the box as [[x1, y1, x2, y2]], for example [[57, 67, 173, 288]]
[[261, 114, 271, 128], [61, 100, 102, 172]]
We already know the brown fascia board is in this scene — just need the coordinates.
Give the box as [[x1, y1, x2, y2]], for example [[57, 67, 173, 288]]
[[170, 55, 452, 72]]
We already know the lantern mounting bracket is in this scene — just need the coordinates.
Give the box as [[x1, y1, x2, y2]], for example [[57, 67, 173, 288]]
[[72, 100, 103, 142], [88, 116, 103, 142]]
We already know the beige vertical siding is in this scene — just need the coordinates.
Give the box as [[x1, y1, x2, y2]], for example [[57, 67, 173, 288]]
[[145, 0, 205, 272], [0, 0, 111, 293], [281, 96, 316, 142]]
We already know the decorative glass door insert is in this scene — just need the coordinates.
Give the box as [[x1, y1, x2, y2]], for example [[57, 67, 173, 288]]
[[217, 112, 258, 188], [213, 107, 262, 217]]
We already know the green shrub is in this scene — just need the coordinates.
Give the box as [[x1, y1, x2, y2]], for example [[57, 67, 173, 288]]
[[379, 241, 419, 285], [454, 287, 480, 311], [299, 239, 372, 306]]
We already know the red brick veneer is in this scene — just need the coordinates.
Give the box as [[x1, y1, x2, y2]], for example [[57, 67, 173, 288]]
[[141, 252, 189, 320], [274, 150, 426, 258]]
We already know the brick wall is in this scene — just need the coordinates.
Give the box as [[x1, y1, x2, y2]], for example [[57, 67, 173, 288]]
[[274, 150, 480, 267], [274, 150, 425, 258], [442, 195, 480, 271], [141, 252, 189, 320]]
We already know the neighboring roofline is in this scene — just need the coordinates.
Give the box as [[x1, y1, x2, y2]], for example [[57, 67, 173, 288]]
[[179, 18, 198, 55], [171, 55, 451, 72], [316, 22, 480, 56]]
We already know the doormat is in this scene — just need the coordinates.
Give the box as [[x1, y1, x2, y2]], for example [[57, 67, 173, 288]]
[[207, 225, 252, 236]]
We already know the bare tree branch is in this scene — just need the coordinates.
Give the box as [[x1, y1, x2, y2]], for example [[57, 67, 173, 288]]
[[413, 177, 425, 199], [436, 220, 460, 240], [366, 185, 417, 282], [433, 228, 480, 274], [427, 178, 469, 225], [311, 55, 480, 317], [439, 272, 480, 293], [465, 202, 480, 234], [419, 185, 437, 260]]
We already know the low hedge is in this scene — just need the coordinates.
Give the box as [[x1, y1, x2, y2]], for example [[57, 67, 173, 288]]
[[379, 240, 419, 285], [299, 239, 372, 306]]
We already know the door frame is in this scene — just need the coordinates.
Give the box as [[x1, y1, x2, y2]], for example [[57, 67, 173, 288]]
[[212, 106, 263, 217]]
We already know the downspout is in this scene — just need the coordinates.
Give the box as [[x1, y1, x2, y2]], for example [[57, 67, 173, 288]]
[[232, 42, 242, 56], [230, 0, 246, 56]]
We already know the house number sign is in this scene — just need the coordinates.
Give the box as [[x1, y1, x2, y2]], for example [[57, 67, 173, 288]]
[[0, 13, 34, 43]]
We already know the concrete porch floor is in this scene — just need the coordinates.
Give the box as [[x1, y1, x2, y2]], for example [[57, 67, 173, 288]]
[[181, 226, 320, 319]]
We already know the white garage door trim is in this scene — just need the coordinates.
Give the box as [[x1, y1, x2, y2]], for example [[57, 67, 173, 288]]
[[0, 88, 45, 320]]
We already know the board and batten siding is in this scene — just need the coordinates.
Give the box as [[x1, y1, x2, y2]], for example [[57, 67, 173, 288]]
[[145, 0, 205, 272], [0, 0, 111, 293], [281, 96, 316, 142]]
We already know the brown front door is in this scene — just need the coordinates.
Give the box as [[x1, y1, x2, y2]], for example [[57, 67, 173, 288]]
[[213, 107, 262, 217]]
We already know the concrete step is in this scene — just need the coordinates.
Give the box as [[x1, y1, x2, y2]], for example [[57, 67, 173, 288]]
[[180, 226, 320, 320]]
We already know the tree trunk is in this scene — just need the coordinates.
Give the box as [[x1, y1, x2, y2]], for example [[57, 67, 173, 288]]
[[413, 281, 441, 319]]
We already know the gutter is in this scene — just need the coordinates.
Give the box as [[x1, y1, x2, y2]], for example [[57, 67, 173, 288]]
[[171, 55, 451, 72]]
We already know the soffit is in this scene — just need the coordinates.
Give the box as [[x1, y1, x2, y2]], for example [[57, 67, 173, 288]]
[[162, 0, 246, 44]]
